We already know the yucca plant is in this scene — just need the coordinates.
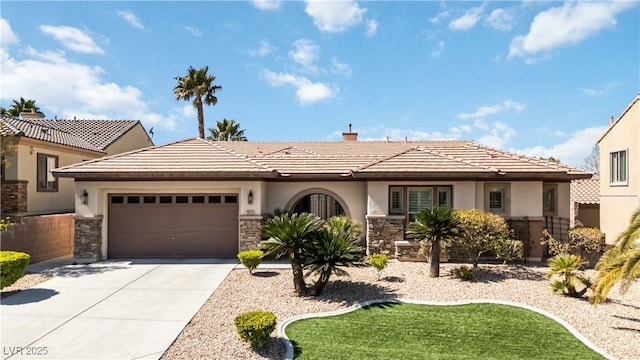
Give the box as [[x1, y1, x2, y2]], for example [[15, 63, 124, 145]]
[[592, 208, 640, 305], [546, 254, 591, 298]]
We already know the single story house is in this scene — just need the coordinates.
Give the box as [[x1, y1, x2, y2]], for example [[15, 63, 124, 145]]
[[1, 114, 153, 215], [598, 93, 639, 244], [54, 130, 592, 262]]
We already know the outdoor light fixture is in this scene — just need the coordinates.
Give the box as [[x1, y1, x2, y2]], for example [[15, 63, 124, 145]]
[[81, 190, 89, 205], [248, 190, 254, 205]]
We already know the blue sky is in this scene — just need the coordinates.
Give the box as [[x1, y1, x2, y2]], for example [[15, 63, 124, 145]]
[[1, 1, 638, 168]]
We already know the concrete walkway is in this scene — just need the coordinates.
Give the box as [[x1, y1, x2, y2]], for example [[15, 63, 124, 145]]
[[1, 259, 237, 360]]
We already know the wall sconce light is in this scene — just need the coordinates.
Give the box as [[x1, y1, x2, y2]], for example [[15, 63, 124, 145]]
[[30, 146, 35, 155], [81, 190, 89, 205], [248, 190, 254, 205]]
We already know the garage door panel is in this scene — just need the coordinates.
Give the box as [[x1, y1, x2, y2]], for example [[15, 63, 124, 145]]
[[108, 194, 239, 258]]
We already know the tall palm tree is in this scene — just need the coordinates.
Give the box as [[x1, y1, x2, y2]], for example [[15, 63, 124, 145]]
[[304, 216, 364, 296], [406, 207, 461, 278], [592, 208, 640, 304], [207, 119, 247, 141], [173, 66, 221, 139], [9, 97, 41, 117], [260, 212, 323, 296]]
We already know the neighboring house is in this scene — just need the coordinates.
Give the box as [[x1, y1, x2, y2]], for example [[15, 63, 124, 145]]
[[55, 130, 592, 263], [0, 114, 153, 215], [598, 94, 640, 244], [569, 177, 600, 228]]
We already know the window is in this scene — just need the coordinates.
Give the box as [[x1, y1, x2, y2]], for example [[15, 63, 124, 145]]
[[542, 185, 556, 215], [37, 153, 58, 191], [486, 185, 508, 215], [159, 196, 172, 203], [143, 196, 156, 204], [111, 196, 124, 204], [610, 150, 628, 185], [389, 185, 452, 221], [209, 195, 222, 203], [225, 195, 238, 204], [127, 196, 140, 204], [192, 196, 205, 203], [176, 196, 189, 203]]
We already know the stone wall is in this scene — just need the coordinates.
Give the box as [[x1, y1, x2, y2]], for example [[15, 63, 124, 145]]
[[366, 215, 405, 257], [74, 216, 103, 262], [239, 215, 264, 251], [1, 180, 28, 214], [0, 213, 73, 263]]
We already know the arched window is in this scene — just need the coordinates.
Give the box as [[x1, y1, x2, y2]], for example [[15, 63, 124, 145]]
[[286, 189, 350, 220]]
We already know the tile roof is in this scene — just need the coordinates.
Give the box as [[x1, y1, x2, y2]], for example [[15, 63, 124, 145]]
[[571, 177, 600, 204], [55, 137, 593, 181], [0, 115, 145, 153]]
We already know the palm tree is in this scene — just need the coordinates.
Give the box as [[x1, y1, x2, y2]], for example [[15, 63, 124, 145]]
[[304, 216, 364, 296], [545, 254, 591, 298], [173, 66, 222, 139], [207, 119, 247, 141], [592, 208, 640, 304], [260, 212, 323, 296], [406, 207, 461, 278], [8, 97, 41, 117]]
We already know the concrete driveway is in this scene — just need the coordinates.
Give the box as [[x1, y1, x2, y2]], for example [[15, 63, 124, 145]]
[[1, 259, 237, 360]]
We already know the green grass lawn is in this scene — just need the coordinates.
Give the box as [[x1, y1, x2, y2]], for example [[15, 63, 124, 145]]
[[285, 302, 604, 360]]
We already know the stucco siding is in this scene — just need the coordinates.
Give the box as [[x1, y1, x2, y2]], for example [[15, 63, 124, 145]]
[[104, 124, 153, 156], [367, 181, 477, 215], [511, 182, 542, 217], [599, 97, 640, 244], [16, 140, 101, 213]]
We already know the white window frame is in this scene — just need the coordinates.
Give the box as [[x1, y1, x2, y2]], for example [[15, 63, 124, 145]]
[[609, 149, 628, 186]]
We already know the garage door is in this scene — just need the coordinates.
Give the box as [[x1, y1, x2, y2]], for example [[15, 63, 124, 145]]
[[108, 194, 239, 258]]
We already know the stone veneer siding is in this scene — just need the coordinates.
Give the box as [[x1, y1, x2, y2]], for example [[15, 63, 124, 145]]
[[1, 180, 28, 214], [239, 215, 264, 251], [74, 215, 103, 262], [366, 215, 405, 257]]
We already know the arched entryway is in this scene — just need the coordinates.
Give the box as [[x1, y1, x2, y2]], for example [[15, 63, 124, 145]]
[[285, 188, 350, 220]]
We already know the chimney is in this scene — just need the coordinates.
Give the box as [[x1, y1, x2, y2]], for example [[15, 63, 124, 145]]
[[20, 108, 46, 119], [342, 123, 358, 141]]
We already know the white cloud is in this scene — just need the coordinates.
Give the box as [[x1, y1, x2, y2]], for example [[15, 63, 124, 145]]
[[458, 100, 525, 120], [579, 82, 617, 97], [182, 26, 203, 37], [365, 19, 378, 37], [431, 41, 445, 57], [449, 5, 485, 31], [1, 46, 182, 131], [331, 58, 352, 77], [1, 18, 19, 46], [509, 1, 635, 59], [429, 10, 450, 24], [251, 0, 282, 11], [514, 126, 607, 167], [40, 25, 104, 55], [485, 8, 515, 31], [305, 0, 366, 33], [289, 38, 320, 71], [262, 69, 335, 105], [116, 10, 144, 30], [477, 121, 517, 149], [248, 39, 275, 57]]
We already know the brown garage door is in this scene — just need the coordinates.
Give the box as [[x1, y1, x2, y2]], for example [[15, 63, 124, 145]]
[[108, 194, 239, 258]]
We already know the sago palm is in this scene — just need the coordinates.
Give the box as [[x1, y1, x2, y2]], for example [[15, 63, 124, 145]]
[[174, 66, 221, 139], [546, 254, 591, 298], [260, 212, 323, 296], [304, 216, 364, 296], [207, 119, 247, 141], [406, 207, 461, 278], [592, 208, 640, 304]]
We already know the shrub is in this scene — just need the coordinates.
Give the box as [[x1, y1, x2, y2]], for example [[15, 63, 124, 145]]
[[368, 253, 388, 280], [237, 250, 264, 275], [0, 251, 30, 289], [451, 265, 474, 281], [0, 216, 14, 231], [453, 209, 512, 268], [542, 227, 606, 257], [235, 310, 277, 347], [546, 254, 591, 298], [494, 239, 524, 264]]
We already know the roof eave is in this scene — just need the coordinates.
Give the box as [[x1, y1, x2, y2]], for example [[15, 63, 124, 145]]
[[53, 171, 279, 180]]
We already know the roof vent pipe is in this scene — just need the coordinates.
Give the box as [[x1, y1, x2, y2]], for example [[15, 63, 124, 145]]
[[610, 115, 614, 124]]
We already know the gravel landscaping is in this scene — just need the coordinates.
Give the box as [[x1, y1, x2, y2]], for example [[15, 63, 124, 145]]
[[162, 261, 640, 360], [0, 272, 52, 299]]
